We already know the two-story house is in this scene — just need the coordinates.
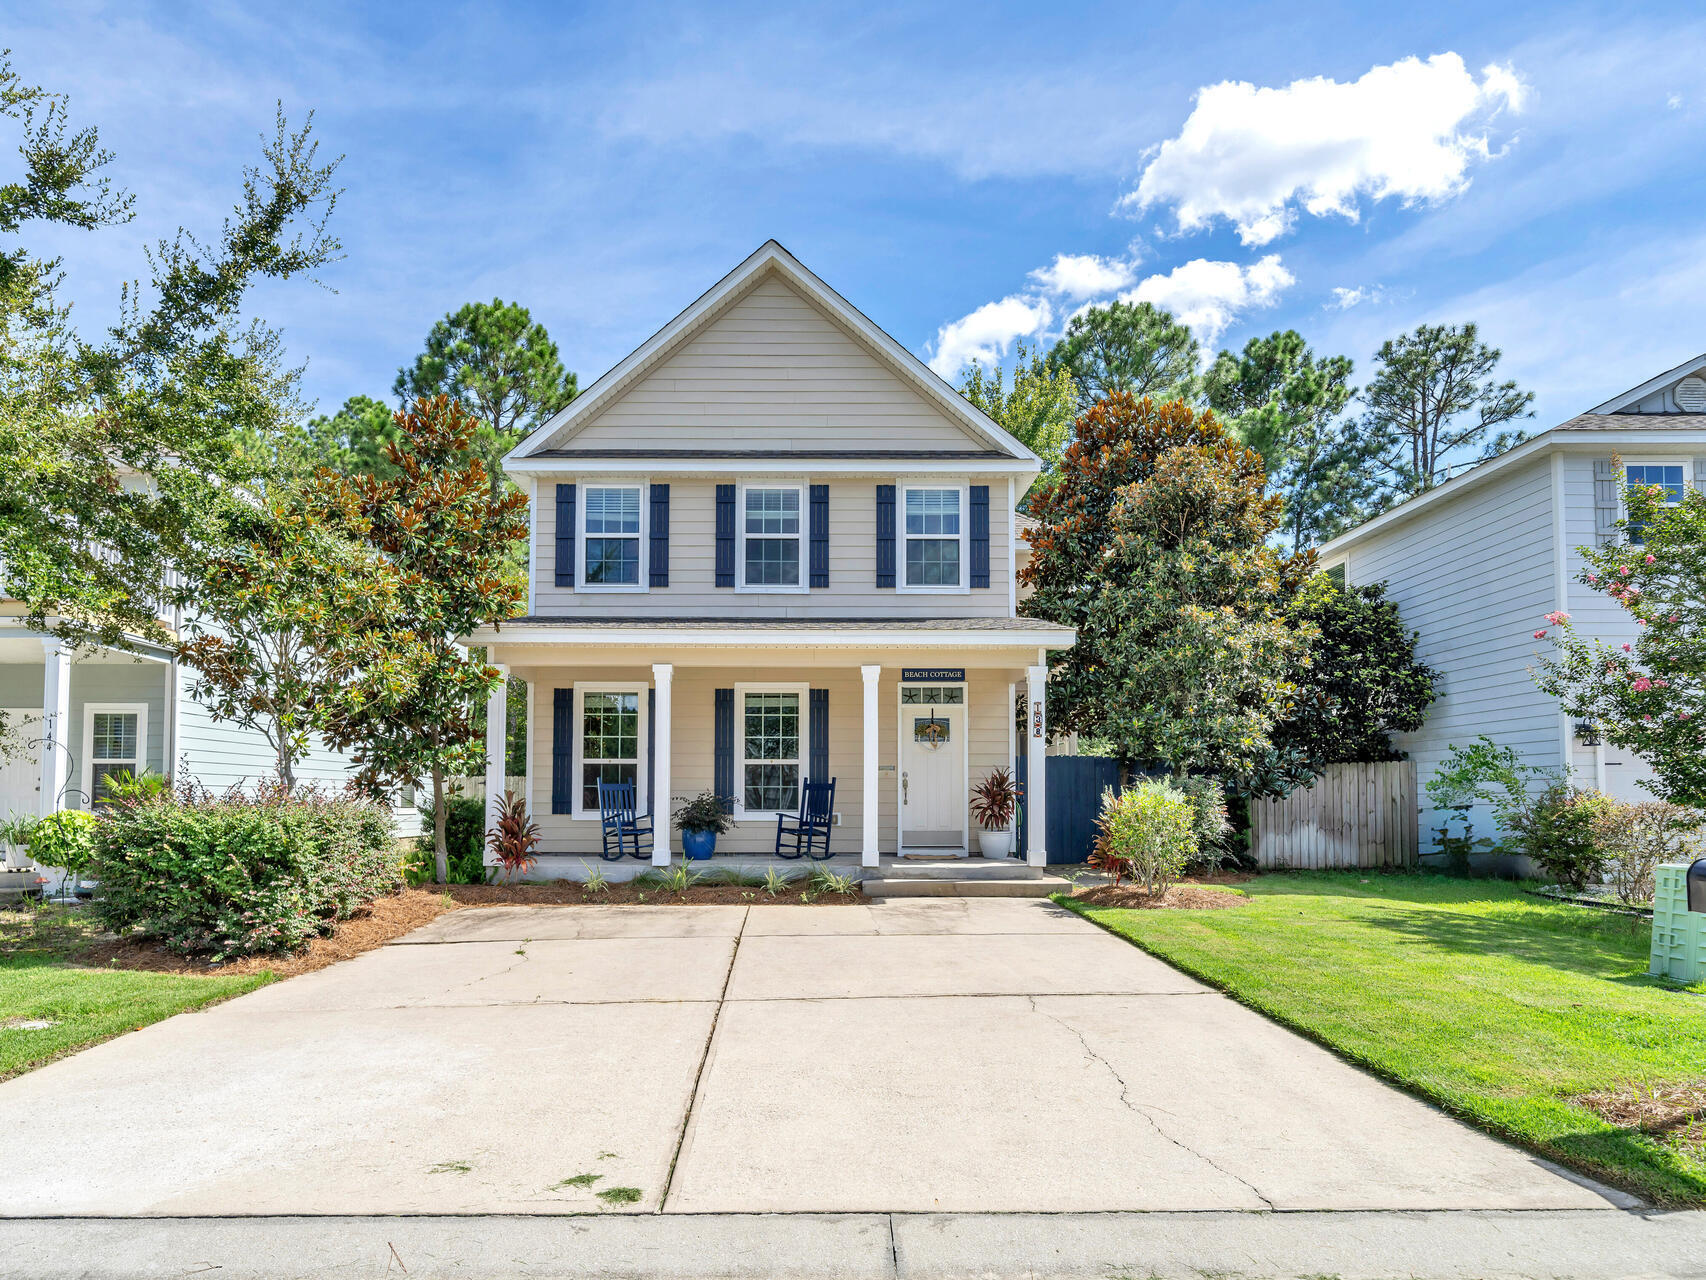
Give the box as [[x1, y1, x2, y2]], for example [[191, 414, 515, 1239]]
[[468, 242, 1075, 872], [1317, 353, 1706, 844]]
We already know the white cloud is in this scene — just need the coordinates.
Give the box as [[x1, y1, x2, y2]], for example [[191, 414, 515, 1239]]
[[1027, 252, 1139, 299], [1122, 254, 1294, 347], [927, 294, 1053, 378], [1327, 284, 1389, 310], [1668, 92, 1683, 110], [1123, 53, 1526, 245]]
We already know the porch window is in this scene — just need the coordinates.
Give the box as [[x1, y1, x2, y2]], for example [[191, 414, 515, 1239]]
[[84, 705, 144, 810], [582, 486, 643, 586], [740, 485, 803, 588], [1625, 463, 1686, 544], [902, 486, 963, 588], [741, 688, 803, 813], [578, 689, 641, 813]]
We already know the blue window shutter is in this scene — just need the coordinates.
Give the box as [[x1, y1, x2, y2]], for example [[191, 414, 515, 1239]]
[[809, 484, 829, 588], [649, 484, 670, 587], [809, 688, 829, 781], [969, 485, 990, 588], [715, 485, 736, 588], [646, 688, 656, 815], [875, 484, 896, 588], [554, 485, 576, 589], [714, 688, 735, 809], [551, 687, 574, 814]]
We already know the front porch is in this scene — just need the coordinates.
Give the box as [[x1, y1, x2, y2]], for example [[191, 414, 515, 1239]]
[[472, 618, 1075, 872]]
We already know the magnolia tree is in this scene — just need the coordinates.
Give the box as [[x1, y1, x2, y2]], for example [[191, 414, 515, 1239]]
[[1534, 476, 1706, 807]]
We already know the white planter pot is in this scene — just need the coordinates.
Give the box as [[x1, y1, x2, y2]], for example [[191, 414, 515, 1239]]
[[977, 829, 1013, 860]]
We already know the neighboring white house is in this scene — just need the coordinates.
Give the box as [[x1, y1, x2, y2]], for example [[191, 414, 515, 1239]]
[[468, 241, 1076, 871], [1317, 353, 1706, 844]]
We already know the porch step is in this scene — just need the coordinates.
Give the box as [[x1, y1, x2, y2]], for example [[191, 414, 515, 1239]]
[[882, 859, 1048, 881], [862, 875, 1070, 898]]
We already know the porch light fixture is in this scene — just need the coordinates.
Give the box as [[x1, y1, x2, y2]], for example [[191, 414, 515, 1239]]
[[1573, 722, 1601, 747]]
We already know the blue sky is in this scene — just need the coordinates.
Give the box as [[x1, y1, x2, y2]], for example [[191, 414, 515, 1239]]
[[10, 0, 1706, 431]]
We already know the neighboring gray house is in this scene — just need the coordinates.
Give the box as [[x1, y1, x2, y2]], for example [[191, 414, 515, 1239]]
[[1318, 354, 1706, 844], [0, 613, 373, 821]]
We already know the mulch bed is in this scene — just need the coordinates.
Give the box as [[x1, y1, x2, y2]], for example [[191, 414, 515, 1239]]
[[1577, 1083, 1706, 1159], [1069, 879, 1250, 910], [70, 880, 863, 979]]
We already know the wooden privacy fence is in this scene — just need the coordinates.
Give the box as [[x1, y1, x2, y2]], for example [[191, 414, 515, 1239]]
[[1249, 761, 1418, 870]]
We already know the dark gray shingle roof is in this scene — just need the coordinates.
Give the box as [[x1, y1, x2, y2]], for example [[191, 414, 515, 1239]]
[[495, 615, 1072, 634]]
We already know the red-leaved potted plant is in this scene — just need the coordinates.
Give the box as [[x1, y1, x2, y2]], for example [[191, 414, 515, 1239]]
[[969, 767, 1018, 860], [486, 791, 540, 885]]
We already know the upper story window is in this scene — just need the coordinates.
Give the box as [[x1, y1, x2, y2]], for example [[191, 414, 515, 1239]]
[[1625, 464, 1686, 544], [582, 485, 643, 588], [740, 484, 803, 590], [902, 485, 965, 590]]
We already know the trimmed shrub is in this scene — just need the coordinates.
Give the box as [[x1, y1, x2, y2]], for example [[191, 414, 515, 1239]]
[[413, 793, 486, 884], [28, 809, 98, 878], [1590, 799, 1703, 905], [1165, 774, 1232, 868], [91, 784, 400, 959], [1504, 783, 1616, 891], [1090, 779, 1197, 895]]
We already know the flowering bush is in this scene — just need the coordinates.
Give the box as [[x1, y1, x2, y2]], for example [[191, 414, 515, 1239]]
[[1589, 798, 1702, 905], [91, 782, 400, 958], [1089, 779, 1196, 894], [1533, 473, 1705, 806]]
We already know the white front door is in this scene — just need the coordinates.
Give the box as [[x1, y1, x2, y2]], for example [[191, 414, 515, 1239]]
[[0, 710, 44, 819], [899, 689, 966, 853]]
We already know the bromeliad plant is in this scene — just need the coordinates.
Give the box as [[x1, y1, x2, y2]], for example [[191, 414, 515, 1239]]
[[486, 791, 539, 885], [969, 767, 1018, 831]]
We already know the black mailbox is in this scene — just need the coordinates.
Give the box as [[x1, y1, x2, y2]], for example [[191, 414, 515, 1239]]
[[1689, 859, 1706, 914]]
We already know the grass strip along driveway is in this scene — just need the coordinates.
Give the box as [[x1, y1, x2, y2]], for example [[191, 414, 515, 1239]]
[[1063, 872, 1706, 1206], [1, 906, 270, 1082]]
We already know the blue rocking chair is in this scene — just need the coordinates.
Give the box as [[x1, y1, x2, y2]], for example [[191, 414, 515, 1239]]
[[775, 778, 836, 860], [597, 779, 654, 861]]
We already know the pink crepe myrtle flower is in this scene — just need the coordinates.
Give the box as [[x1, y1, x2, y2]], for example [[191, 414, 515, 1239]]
[[1672, 616, 1681, 623], [1633, 677, 1653, 691], [1646, 554, 1656, 564], [1620, 566, 1631, 576], [1534, 630, 1547, 639], [1682, 712, 1693, 722], [1643, 715, 1654, 722], [1623, 643, 1633, 652], [1543, 611, 1570, 625], [1587, 573, 1598, 583]]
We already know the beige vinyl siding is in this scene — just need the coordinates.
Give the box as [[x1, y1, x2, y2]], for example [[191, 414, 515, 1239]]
[[520, 663, 1015, 857], [532, 477, 1014, 618], [1342, 455, 1562, 847], [557, 276, 991, 452]]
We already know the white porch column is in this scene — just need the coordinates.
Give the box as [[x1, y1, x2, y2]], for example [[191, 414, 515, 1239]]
[[651, 663, 673, 866], [482, 666, 508, 865], [861, 664, 881, 867], [1025, 664, 1049, 867], [40, 639, 71, 817]]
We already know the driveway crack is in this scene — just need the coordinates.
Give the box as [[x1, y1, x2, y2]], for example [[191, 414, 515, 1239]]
[[1026, 995, 1276, 1210], [659, 907, 746, 1212]]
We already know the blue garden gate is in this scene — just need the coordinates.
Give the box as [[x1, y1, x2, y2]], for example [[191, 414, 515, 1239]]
[[1015, 755, 1128, 863]]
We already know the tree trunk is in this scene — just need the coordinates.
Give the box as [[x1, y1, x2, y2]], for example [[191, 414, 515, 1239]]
[[432, 764, 449, 885]]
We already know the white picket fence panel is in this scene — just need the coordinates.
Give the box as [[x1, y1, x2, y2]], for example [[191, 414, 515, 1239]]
[[1250, 761, 1417, 870]]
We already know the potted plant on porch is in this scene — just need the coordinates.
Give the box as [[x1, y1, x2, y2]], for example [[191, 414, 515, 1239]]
[[673, 791, 733, 861], [970, 767, 1018, 860]]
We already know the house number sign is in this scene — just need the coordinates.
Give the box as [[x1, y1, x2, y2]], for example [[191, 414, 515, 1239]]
[[901, 668, 965, 682], [1032, 700, 1045, 739]]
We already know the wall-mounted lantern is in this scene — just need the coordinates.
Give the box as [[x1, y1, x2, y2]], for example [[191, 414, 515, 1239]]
[[1573, 722, 1601, 747]]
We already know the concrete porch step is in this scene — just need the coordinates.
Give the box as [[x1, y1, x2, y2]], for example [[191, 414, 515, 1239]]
[[862, 876, 1070, 898], [882, 859, 1047, 881]]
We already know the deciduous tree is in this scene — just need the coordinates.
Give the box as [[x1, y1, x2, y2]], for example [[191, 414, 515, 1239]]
[[319, 395, 529, 883], [1534, 475, 1706, 807], [1021, 393, 1314, 794], [958, 339, 1077, 483], [1047, 300, 1199, 409]]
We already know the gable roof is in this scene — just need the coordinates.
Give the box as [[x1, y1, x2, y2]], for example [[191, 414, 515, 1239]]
[[1588, 351, 1706, 414], [507, 240, 1040, 471]]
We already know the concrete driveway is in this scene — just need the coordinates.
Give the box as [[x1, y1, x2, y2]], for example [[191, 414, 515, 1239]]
[[0, 898, 1622, 1216]]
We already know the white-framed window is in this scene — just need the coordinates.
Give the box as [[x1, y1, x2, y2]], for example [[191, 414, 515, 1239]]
[[734, 682, 808, 818], [572, 684, 647, 818], [737, 482, 806, 591], [899, 483, 968, 592], [578, 483, 647, 591], [1623, 461, 1688, 544], [82, 702, 147, 810]]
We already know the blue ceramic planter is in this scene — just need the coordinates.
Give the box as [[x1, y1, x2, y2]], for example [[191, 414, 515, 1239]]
[[681, 828, 717, 860]]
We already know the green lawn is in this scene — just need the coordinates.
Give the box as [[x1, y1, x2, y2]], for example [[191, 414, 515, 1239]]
[[1062, 872, 1706, 1206], [1, 904, 271, 1082]]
